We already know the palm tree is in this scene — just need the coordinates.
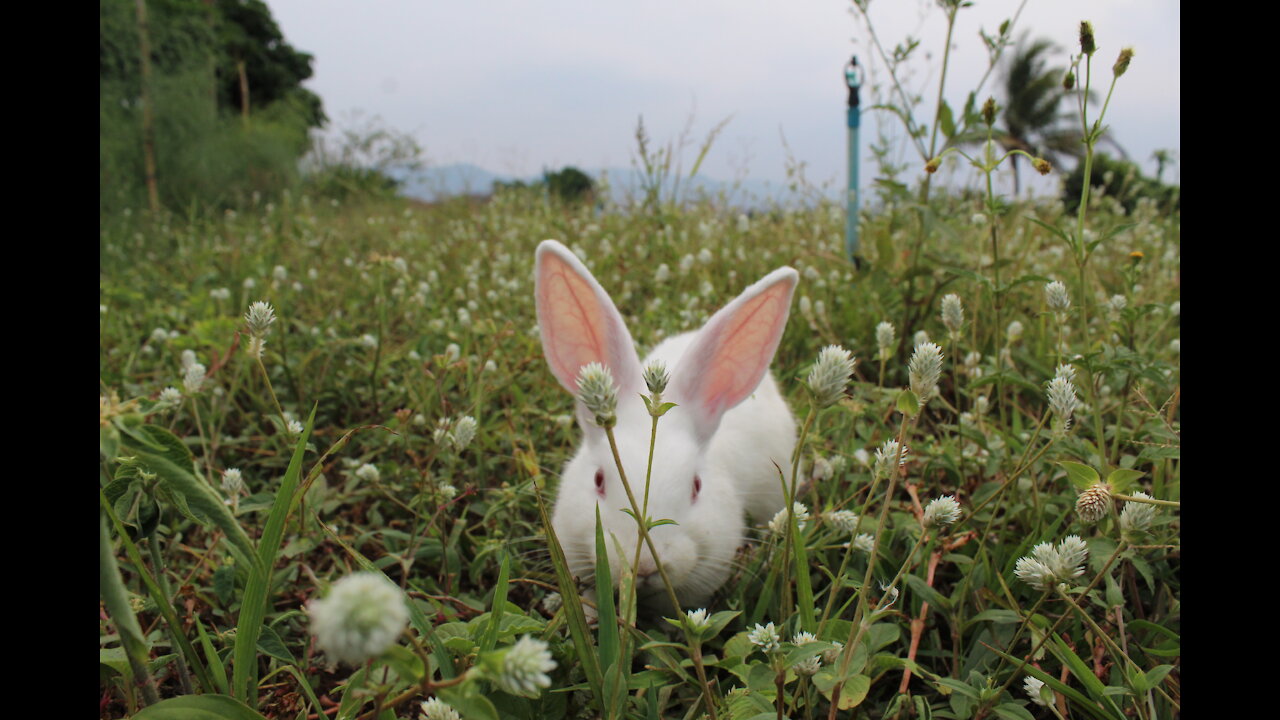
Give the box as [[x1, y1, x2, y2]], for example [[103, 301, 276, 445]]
[[998, 35, 1083, 195]]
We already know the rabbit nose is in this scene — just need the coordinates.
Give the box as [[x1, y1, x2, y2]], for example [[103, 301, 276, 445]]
[[636, 557, 658, 578]]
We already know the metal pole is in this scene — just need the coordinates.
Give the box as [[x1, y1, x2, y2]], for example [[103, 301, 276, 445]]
[[845, 57, 862, 263]]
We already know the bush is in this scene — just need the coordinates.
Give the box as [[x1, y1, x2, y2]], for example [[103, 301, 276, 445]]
[[1061, 153, 1179, 214]]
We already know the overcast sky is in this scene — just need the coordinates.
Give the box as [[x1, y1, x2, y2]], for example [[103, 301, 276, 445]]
[[269, 0, 1179, 198]]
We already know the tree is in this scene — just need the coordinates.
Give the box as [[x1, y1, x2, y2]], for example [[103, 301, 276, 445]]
[[997, 36, 1080, 195], [215, 0, 325, 128]]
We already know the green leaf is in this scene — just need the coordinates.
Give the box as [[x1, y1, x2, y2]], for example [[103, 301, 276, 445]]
[[992, 703, 1037, 720], [1106, 468, 1144, 494], [132, 694, 269, 720], [255, 624, 296, 664], [233, 405, 315, 705], [480, 552, 511, 653], [1058, 461, 1100, 491], [906, 574, 951, 612], [898, 389, 920, 416], [939, 100, 956, 139], [592, 507, 620, 673]]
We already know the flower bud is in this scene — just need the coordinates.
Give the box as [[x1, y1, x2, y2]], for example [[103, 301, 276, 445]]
[[1079, 21, 1096, 56], [1113, 47, 1134, 77]]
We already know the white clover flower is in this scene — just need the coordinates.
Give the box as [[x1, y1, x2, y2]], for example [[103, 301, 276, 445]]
[[1120, 492, 1156, 536], [420, 697, 461, 720], [794, 654, 822, 676], [273, 265, 288, 281], [1169, 338, 1180, 354], [679, 254, 695, 273], [245, 301, 277, 337], [575, 362, 618, 427], [437, 483, 458, 500], [822, 640, 844, 664], [876, 321, 896, 361], [308, 573, 409, 665], [491, 635, 556, 697], [811, 455, 834, 482], [150, 327, 169, 343], [444, 343, 461, 363], [1054, 535, 1088, 579], [159, 387, 182, 404], [541, 592, 562, 615], [221, 468, 244, 496], [768, 502, 811, 535], [913, 330, 930, 347], [484, 359, 498, 373], [1045, 281, 1071, 316], [697, 248, 713, 265], [1023, 676, 1050, 707], [355, 463, 380, 483], [183, 363, 207, 395], [1006, 320, 1024, 343], [360, 334, 378, 349], [941, 294, 964, 336], [1046, 375, 1078, 435], [874, 440, 908, 479], [737, 213, 751, 232], [748, 622, 781, 653], [643, 359, 670, 395], [685, 608, 711, 633], [806, 345, 856, 407], [971, 213, 987, 225], [825, 509, 860, 534], [654, 263, 671, 283], [923, 496, 961, 527], [792, 631, 817, 645], [853, 448, 872, 468], [210, 287, 231, 301], [1170, 300, 1180, 316], [849, 533, 875, 553], [451, 415, 478, 451], [287, 418, 304, 435], [243, 277, 256, 290], [909, 343, 944, 408], [1013, 556, 1057, 591]]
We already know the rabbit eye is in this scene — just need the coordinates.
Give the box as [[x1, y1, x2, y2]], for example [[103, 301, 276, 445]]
[[692, 475, 702, 501], [594, 469, 606, 497]]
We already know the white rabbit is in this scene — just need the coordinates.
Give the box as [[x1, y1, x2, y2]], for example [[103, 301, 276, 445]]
[[534, 239, 798, 609]]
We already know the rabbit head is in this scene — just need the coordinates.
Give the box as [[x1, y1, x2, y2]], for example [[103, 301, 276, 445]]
[[535, 240, 798, 608]]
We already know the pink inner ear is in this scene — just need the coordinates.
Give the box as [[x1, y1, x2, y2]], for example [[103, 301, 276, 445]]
[[537, 252, 608, 392], [694, 281, 793, 418]]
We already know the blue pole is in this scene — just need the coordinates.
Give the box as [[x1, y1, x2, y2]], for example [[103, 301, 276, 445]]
[[845, 57, 862, 263]]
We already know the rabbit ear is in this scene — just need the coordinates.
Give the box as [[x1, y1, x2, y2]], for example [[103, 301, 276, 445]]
[[535, 240, 642, 397], [669, 267, 798, 444]]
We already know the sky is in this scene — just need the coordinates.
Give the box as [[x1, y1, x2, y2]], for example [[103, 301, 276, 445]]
[[269, 0, 1179, 199]]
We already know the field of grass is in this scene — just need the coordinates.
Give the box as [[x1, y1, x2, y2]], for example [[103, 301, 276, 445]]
[[100, 153, 1180, 720]]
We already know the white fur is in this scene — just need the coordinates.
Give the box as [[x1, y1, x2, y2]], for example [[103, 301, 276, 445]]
[[537, 240, 797, 609]]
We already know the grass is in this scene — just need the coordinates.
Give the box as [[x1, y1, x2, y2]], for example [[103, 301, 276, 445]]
[[100, 169, 1179, 718]]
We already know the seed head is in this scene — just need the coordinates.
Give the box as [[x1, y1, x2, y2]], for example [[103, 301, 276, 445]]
[[1079, 21, 1096, 55], [451, 415, 478, 452], [490, 635, 556, 697], [1113, 47, 1134, 77], [981, 97, 997, 127], [355, 463, 381, 483], [1076, 483, 1112, 524], [1046, 375, 1078, 435], [923, 496, 962, 527], [941, 294, 964, 336], [308, 573, 409, 665], [575, 362, 618, 427], [1063, 70, 1076, 90], [1014, 556, 1057, 591], [1120, 491, 1156, 536], [875, 321, 896, 361], [221, 468, 245, 496], [909, 342, 944, 408], [825, 509, 860, 534], [807, 345, 857, 407], [1045, 280, 1071, 315], [245, 301, 277, 337], [183, 363, 207, 395], [925, 157, 941, 173], [1034, 157, 1052, 175], [643, 359, 670, 395], [874, 439, 908, 479], [159, 387, 182, 405]]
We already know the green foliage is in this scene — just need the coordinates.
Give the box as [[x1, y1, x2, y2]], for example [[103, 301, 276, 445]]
[[99, 0, 323, 213], [1062, 152, 1180, 214], [542, 166, 596, 204]]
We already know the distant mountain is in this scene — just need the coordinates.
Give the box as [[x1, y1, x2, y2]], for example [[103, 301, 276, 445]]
[[391, 163, 839, 209]]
